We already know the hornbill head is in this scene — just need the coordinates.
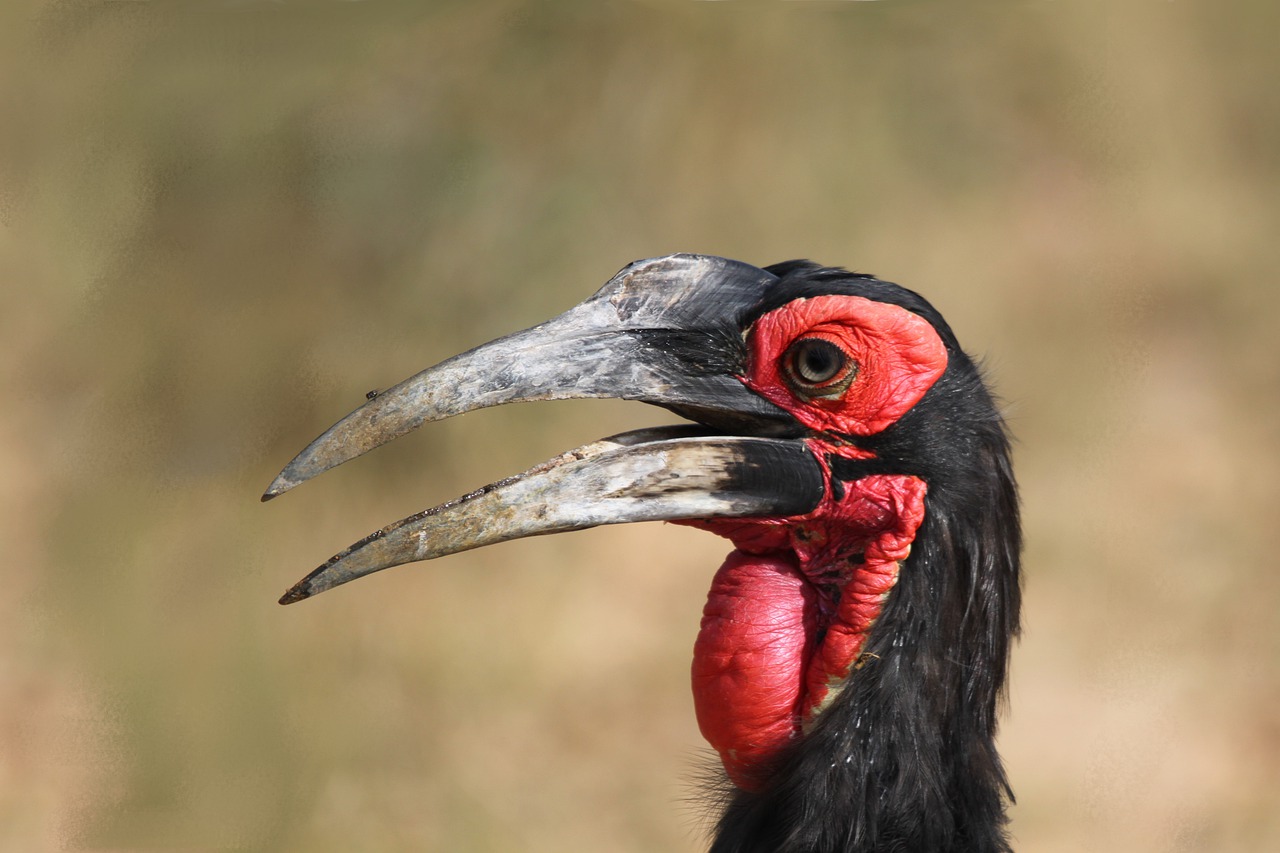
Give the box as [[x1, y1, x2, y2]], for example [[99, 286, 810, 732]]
[[266, 254, 1021, 853]]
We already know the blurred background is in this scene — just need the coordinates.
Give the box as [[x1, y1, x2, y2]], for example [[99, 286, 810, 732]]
[[2, 1, 1277, 850]]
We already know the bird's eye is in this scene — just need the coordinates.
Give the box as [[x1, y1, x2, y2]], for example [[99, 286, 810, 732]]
[[782, 337, 858, 397]]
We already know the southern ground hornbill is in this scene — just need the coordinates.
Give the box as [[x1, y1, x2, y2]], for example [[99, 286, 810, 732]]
[[265, 255, 1022, 852]]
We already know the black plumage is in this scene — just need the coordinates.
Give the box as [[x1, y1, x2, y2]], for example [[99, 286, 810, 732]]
[[707, 262, 1022, 853]]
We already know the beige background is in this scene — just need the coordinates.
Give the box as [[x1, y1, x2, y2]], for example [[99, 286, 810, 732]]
[[2, 2, 1277, 850]]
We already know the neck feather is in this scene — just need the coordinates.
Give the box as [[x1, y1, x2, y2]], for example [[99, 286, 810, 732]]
[[710, 428, 1021, 853]]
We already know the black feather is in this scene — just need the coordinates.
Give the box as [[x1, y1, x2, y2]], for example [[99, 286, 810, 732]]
[[708, 263, 1022, 853]]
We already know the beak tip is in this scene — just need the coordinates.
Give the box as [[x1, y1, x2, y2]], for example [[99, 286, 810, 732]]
[[261, 473, 299, 502], [278, 582, 312, 605]]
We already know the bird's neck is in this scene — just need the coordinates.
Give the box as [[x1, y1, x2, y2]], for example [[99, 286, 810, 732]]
[[685, 472, 929, 791], [701, 484, 1020, 853]]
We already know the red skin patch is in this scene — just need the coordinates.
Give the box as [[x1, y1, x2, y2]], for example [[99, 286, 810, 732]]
[[690, 550, 818, 789], [685, 295, 946, 791], [687, 468, 927, 790], [745, 294, 948, 436]]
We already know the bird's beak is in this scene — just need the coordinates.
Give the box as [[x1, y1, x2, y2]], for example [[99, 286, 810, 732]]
[[266, 254, 825, 604]]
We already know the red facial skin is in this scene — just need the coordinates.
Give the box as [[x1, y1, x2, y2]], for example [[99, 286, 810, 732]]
[[684, 295, 948, 791]]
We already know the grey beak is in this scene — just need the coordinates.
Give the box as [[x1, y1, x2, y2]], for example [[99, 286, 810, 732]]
[[265, 254, 823, 604], [263, 254, 793, 501]]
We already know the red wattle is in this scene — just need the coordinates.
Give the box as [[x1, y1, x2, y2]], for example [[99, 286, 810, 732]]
[[685, 469, 929, 791], [691, 551, 817, 791], [801, 473, 927, 713]]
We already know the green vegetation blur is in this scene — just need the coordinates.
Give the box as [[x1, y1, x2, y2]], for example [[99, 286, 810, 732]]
[[2, 2, 1277, 850]]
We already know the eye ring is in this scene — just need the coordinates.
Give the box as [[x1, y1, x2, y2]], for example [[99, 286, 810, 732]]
[[782, 337, 859, 399]]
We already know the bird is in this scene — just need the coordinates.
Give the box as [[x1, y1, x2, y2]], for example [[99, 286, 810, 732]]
[[264, 254, 1022, 853]]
